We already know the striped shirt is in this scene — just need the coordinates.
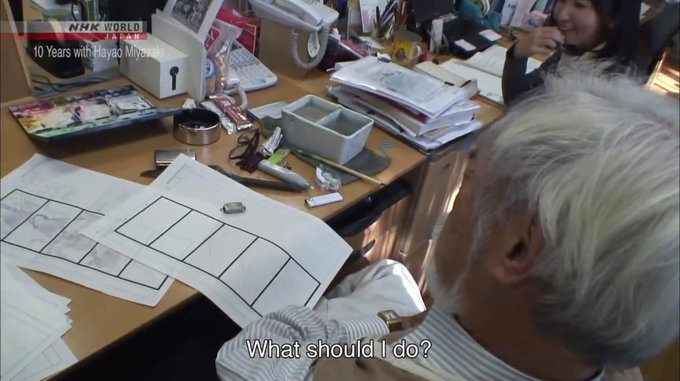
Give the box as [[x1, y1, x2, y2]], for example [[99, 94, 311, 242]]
[[215, 305, 388, 381], [215, 305, 604, 381], [402, 306, 603, 381]]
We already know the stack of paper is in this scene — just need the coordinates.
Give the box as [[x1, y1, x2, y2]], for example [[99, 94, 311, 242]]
[[421, 45, 542, 105], [1, 154, 174, 307], [1, 258, 76, 381], [330, 56, 482, 151]]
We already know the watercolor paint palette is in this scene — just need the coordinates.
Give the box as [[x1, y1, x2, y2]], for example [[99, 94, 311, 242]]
[[9, 86, 181, 141]]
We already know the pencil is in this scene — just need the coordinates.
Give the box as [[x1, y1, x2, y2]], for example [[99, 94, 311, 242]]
[[296, 149, 385, 186]]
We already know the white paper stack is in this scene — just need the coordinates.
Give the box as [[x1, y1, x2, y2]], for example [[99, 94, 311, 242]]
[[330, 56, 482, 151], [1, 258, 76, 381]]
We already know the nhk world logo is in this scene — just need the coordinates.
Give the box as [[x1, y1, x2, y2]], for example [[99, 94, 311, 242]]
[[2, 21, 147, 40]]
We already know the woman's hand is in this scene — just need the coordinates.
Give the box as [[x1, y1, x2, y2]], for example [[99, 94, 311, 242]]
[[512, 27, 565, 59]]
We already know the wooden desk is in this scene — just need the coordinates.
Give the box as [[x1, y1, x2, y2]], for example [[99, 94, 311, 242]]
[[277, 64, 504, 289], [0, 75, 425, 363]]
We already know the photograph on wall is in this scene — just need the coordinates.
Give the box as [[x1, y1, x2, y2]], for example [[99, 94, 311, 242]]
[[163, 0, 223, 40]]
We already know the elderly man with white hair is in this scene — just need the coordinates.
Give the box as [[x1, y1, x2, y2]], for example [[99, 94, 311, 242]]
[[215, 72, 679, 381]]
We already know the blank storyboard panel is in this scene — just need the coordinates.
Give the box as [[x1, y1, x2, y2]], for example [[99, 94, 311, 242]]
[[84, 156, 353, 327], [0, 155, 173, 306]]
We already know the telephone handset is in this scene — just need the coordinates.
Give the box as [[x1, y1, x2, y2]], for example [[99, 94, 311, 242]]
[[249, 0, 339, 69], [249, 0, 338, 32]]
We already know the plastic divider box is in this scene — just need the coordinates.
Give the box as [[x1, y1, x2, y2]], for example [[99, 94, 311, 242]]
[[281, 95, 373, 164]]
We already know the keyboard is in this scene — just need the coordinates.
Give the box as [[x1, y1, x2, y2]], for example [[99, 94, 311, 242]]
[[228, 41, 278, 93]]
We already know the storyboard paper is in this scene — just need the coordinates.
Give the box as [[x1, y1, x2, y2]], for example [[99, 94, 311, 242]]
[[1, 258, 72, 381], [83, 156, 352, 327], [11, 339, 77, 381], [0, 154, 173, 306]]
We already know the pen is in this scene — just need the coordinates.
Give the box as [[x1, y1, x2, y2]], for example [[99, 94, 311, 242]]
[[208, 165, 301, 192], [381, 1, 397, 23], [397, 1, 407, 26], [380, 13, 394, 30], [375, 6, 381, 28]]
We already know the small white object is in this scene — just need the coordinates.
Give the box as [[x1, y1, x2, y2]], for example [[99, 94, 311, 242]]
[[305, 192, 343, 208], [262, 127, 283, 156], [120, 34, 188, 99], [430, 19, 444, 52], [454, 39, 476, 52], [182, 98, 197, 109], [479, 29, 502, 42]]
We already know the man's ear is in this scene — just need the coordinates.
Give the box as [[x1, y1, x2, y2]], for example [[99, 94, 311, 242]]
[[492, 215, 544, 285]]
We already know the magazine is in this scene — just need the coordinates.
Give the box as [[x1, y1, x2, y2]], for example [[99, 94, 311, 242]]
[[9, 86, 180, 141]]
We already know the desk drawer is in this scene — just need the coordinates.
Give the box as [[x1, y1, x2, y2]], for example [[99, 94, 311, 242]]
[[327, 180, 411, 263]]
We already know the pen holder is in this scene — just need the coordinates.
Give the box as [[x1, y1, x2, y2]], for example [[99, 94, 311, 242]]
[[391, 30, 422, 67]]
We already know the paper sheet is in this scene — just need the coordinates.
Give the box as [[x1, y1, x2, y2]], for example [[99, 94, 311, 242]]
[[83, 156, 352, 327], [441, 60, 505, 104], [640, 3, 651, 18], [1, 259, 72, 381], [461, 45, 541, 78], [439, 47, 541, 105], [11, 340, 76, 381], [0, 154, 173, 306]]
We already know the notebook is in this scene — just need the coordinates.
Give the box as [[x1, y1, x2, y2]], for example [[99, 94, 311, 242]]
[[418, 45, 542, 105]]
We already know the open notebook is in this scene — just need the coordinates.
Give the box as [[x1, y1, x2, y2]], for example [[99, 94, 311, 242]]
[[417, 45, 542, 105]]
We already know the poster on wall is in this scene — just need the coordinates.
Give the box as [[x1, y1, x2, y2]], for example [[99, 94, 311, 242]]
[[163, 0, 223, 40]]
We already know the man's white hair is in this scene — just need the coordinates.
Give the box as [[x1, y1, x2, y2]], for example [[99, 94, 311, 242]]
[[477, 71, 679, 369]]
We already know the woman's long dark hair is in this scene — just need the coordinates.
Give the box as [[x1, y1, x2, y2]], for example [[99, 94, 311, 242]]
[[547, 0, 642, 65]]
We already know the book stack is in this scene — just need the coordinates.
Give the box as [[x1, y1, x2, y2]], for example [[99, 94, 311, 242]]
[[329, 56, 483, 152]]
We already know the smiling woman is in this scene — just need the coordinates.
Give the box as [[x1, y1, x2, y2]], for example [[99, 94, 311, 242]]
[[501, 0, 645, 104]]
